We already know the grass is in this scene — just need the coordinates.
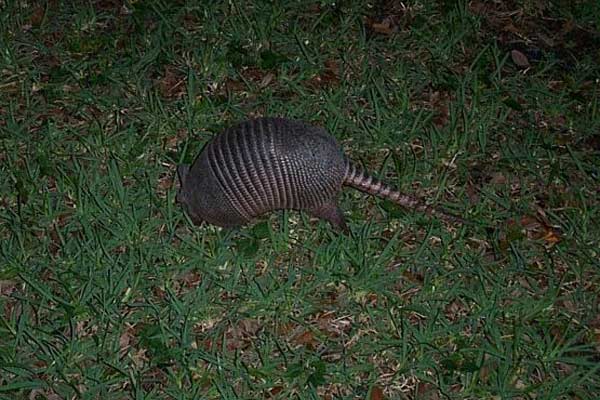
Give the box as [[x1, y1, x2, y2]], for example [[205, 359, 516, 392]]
[[1, 0, 599, 398]]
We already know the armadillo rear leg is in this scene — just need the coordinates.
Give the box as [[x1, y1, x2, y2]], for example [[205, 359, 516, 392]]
[[308, 202, 349, 233]]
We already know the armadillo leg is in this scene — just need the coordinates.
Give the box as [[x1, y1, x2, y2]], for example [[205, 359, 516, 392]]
[[309, 202, 349, 233]]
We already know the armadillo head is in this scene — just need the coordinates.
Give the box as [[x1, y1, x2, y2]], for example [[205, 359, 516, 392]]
[[176, 164, 203, 225]]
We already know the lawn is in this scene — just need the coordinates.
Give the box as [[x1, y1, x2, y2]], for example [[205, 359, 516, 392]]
[[1, 0, 599, 399]]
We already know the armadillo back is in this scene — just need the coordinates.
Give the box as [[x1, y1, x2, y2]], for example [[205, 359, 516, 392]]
[[185, 118, 346, 227]]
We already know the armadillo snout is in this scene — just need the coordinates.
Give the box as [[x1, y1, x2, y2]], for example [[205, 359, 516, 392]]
[[175, 188, 197, 224]]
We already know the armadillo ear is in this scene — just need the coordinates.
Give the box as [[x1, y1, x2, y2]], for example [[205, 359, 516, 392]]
[[177, 164, 190, 186]]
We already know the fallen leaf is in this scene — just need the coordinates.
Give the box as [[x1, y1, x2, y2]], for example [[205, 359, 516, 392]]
[[238, 319, 261, 335], [156, 172, 172, 192], [306, 59, 340, 89], [218, 318, 262, 351], [503, 23, 521, 35], [429, 91, 450, 128], [223, 77, 245, 92], [293, 330, 319, 349], [519, 215, 540, 230], [550, 325, 565, 344], [177, 270, 202, 288], [29, 6, 45, 27], [541, 228, 561, 244], [402, 270, 424, 284], [511, 49, 530, 68], [0, 280, 17, 297], [94, 0, 122, 11], [119, 327, 133, 357], [416, 382, 440, 399], [268, 386, 283, 397], [241, 66, 269, 82], [366, 16, 397, 35], [468, 1, 491, 14], [276, 321, 297, 336], [489, 172, 507, 185], [562, 18, 575, 34], [444, 299, 467, 321], [466, 183, 480, 203], [502, 215, 562, 247], [158, 66, 186, 99], [369, 385, 385, 400], [29, 389, 61, 400], [259, 72, 275, 88], [537, 32, 555, 47], [372, 21, 393, 34]]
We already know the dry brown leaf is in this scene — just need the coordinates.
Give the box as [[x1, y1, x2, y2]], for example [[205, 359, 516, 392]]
[[293, 330, 318, 349], [259, 72, 275, 88], [537, 32, 555, 47], [2, 281, 20, 321], [479, 361, 491, 383], [593, 326, 600, 351], [119, 326, 134, 357], [158, 66, 186, 99], [588, 315, 600, 330], [468, 1, 483, 14], [215, 318, 262, 352], [238, 318, 261, 335], [562, 18, 575, 33], [223, 78, 245, 92], [306, 60, 340, 89], [268, 386, 283, 397], [177, 270, 202, 288], [132, 347, 149, 367], [29, 389, 61, 400], [503, 23, 521, 35], [0, 280, 17, 297], [432, 106, 449, 128], [550, 325, 565, 344], [542, 228, 561, 244], [489, 172, 507, 185], [95, 0, 122, 11], [511, 50, 530, 68], [156, 172, 172, 192], [181, 13, 199, 29], [276, 321, 297, 336], [29, 6, 45, 27], [416, 382, 440, 399], [366, 16, 398, 35], [371, 21, 393, 34], [370, 385, 385, 400], [366, 293, 378, 307], [519, 215, 540, 230], [521, 216, 561, 244], [152, 286, 167, 299], [242, 67, 268, 82], [429, 91, 451, 128], [402, 270, 424, 284], [466, 183, 480, 204], [450, 384, 463, 392], [445, 299, 469, 322], [502, 216, 562, 246]]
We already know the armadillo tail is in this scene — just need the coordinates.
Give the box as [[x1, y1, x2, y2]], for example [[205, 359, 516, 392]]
[[343, 159, 464, 223]]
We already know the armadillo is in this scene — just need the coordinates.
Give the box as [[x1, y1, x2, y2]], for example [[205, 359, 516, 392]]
[[176, 117, 461, 231]]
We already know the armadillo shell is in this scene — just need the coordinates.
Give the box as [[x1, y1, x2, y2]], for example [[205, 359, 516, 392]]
[[178, 117, 347, 228]]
